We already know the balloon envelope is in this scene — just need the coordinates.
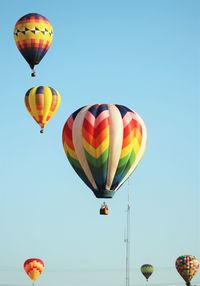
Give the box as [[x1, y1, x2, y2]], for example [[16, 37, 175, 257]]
[[24, 258, 44, 282], [62, 104, 147, 198], [25, 86, 61, 133], [141, 264, 154, 281], [14, 13, 53, 74], [175, 255, 199, 284]]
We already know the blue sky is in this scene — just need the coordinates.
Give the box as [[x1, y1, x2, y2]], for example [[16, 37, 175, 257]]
[[0, 1, 199, 286]]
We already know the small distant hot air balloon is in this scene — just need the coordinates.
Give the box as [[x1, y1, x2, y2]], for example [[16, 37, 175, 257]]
[[25, 86, 61, 133], [24, 258, 44, 284], [141, 264, 154, 281], [14, 13, 53, 76], [175, 255, 200, 286], [62, 104, 147, 213]]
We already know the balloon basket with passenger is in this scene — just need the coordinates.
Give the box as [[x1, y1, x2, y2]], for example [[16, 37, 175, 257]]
[[100, 202, 109, 215]]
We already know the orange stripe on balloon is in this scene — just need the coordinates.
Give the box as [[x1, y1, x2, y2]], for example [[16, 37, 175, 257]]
[[122, 129, 140, 149], [82, 125, 109, 148], [50, 95, 58, 112], [25, 97, 31, 113], [123, 119, 142, 139], [83, 117, 109, 139], [35, 93, 44, 111]]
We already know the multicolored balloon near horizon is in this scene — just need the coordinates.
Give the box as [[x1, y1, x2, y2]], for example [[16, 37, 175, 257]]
[[62, 104, 147, 198], [14, 13, 53, 76], [141, 264, 154, 281], [24, 258, 44, 282], [25, 86, 61, 133], [175, 255, 200, 286]]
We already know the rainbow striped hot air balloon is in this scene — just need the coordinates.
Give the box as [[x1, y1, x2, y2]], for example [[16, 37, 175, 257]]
[[24, 258, 44, 283], [62, 104, 147, 199], [14, 13, 53, 76]]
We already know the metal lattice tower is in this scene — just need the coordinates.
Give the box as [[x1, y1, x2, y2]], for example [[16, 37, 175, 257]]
[[125, 180, 131, 286]]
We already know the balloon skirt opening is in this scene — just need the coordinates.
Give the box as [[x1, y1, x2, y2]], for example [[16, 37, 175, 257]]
[[92, 189, 115, 198]]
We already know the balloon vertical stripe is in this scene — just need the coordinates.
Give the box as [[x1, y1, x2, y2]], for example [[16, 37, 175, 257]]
[[63, 111, 95, 190], [111, 107, 143, 189], [82, 105, 110, 190]]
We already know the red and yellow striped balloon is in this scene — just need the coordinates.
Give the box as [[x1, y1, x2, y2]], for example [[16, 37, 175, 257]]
[[25, 86, 61, 133], [62, 104, 147, 198], [24, 258, 44, 282]]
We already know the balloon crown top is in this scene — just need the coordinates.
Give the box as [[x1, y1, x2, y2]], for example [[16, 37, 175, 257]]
[[18, 13, 49, 21], [24, 258, 44, 267]]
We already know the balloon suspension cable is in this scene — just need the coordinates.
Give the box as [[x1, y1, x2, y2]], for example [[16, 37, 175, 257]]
[[125, 179, 131, 286]]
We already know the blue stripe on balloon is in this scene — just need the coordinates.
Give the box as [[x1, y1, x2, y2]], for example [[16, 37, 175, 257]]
[[36, 86, 44, 94], [36, 47, 48, 64], [25, 88, 32, 97], [49, 87, 57, 95], [116, 104, 134, 118], [88, 104, 108, 117], [71, 106, 85, 120]]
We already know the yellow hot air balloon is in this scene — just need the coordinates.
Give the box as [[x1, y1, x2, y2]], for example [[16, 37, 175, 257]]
[[24, 258, 44, 283], [25, 86, 61, 133], [14, 13, 53, 76]]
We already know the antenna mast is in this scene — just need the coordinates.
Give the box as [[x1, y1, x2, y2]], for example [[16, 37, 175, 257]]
[[125, 180, 131, 286]]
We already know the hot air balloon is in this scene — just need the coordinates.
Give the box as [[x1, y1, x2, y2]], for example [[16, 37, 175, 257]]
[[24, 258, 44, 284], [141, 264, 154, 281], [175, 255, 200, 286], [14, 13, 53, 76], [62, 104, 147, 212], [25, 86, 61, 133]]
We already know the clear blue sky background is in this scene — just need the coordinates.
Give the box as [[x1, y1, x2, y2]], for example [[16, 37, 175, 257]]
[[0, 1, 199, 286]]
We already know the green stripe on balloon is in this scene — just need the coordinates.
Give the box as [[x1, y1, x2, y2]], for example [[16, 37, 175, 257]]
[[111, 150, 136, 189], [84, 149, 109, 168], [84, 150, 108, 187], [66, 153, 94, 190], [115, 150, 136, 177]]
